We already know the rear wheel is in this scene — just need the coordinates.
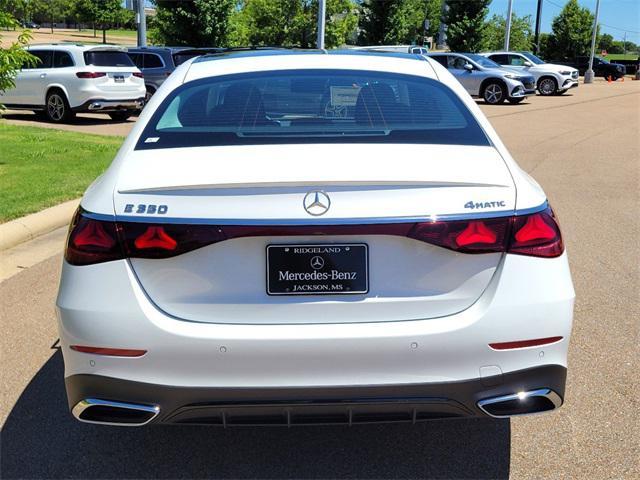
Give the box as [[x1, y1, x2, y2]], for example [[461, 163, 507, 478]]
[[145, 86, 156, 103], [538, 77, 557, 96], [45, 90, 74, 123], [109, 111, 132, 122], [483, 82, 506, 105]]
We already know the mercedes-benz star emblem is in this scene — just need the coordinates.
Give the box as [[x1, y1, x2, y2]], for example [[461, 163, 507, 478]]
[[303, 190, 331, 216], [310, 256, 325, 270]]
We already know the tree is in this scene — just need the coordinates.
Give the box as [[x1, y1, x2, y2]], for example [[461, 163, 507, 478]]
[[543, 0, 596, 60], [443, 0, 490, 53], [358, 0, 441, 46], [597, 32, 614, 52], [0, 11, 37, 107], [483, 13, 533, 51], [229, 0, 357, 48], [151, 0, 236, 47]]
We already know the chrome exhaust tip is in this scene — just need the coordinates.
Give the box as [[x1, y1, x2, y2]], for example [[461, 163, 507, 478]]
[[477, 388, 562, 418], [72, 398, 159, 426]]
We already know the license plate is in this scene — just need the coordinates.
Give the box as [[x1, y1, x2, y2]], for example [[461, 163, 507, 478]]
[[267, 244, 368, 295], [114, 76, 124, 83]]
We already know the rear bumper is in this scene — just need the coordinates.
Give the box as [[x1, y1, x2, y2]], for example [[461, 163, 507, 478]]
[[72, 98, 145, 113], [66, 364, 567, 425]]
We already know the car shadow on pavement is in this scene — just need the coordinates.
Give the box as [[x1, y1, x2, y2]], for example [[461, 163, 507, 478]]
[[1, 112, 135, 125], [1, 352, 511, 479]]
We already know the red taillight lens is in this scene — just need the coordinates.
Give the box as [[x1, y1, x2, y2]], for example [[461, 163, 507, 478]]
[[76, 72, 106, 79], [132, 72, 144, 78], [134, 226, 177, 250], [65, 205, 564, 266], [409, 217, 509, 253], [65, 211, 123, 265], [508, 208, 563, 258]]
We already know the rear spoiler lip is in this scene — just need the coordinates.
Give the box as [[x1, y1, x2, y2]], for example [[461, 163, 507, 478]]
[[80, 201, 547, 226]]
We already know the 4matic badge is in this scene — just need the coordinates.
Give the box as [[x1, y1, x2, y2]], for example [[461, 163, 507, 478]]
[[464, 200, 507, 209]]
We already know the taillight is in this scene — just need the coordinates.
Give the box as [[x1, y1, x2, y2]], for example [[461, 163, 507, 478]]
[[65, 211, 123, 265], [65, 206, 564, 266], [132, 72, 144, 78], [508, 209, 563, 258], [76, 72, 106, 79]]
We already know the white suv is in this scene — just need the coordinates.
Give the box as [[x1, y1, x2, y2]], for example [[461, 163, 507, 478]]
[[481, 51, 579, 96], [0, 44, 145, 122]]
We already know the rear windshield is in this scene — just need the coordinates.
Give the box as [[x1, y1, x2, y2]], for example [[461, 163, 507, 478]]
[[83, 51, 134, 67], [136, 69, 489, 150]]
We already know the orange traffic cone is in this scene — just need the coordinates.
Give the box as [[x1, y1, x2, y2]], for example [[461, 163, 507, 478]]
[[607, 75, 612, 83], [621, 76, 624, 82]]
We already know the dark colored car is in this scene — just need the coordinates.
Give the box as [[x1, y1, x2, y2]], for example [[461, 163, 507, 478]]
[[557, 56, 626, 79], [127, 47, 224, 101]]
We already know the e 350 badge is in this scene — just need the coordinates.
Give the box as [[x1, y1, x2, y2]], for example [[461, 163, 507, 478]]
[[124, 204, 168, 215], [464, 200, 506, 210]]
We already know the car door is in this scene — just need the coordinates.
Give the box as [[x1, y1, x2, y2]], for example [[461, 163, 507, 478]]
[[447, 55, 482, 95], [141, 53, 167, 89], [2, 50, 52, 106], [506, 54, 528, 73]]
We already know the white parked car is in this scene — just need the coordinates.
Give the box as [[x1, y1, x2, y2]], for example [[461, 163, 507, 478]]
[[0, 44, 145, 122], [57, 50, 574, 426], [481, 51, 579, 96]]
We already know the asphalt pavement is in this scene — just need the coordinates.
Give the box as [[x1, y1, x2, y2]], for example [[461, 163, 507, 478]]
[[1, 81, 639, 479]]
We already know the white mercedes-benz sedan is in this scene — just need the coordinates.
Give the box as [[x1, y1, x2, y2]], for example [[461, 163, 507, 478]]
[[56, 50, 574, 426]]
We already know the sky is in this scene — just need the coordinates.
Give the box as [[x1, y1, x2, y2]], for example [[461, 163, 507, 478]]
[[487, 0, 640, 42]]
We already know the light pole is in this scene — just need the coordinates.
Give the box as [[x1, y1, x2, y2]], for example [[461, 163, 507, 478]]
[[584, 0, 601, 83], [534, 0, 543, 54], [136, 0, 146, 47], [316, 0, 326, 49], [504, 0, 514, 51]]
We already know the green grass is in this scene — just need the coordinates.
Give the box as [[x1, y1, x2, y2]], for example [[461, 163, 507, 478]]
[[605, 54, 639, 61], [105, 29, 138, 38], [0, 123, 123, 222]]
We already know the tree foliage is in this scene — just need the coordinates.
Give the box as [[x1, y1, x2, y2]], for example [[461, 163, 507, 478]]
[[542, 0, 596, 60], [229, 0, 357, 48], [0, 11, 37, 105], [151, 0, 236, 47], [442, 0, 490, 53], [483, 13, 533, 51], [358, 0, 440, 46]]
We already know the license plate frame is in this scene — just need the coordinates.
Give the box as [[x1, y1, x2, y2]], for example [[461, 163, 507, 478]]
[[266, 243, 369, 296], [114, 75, 124, 83]]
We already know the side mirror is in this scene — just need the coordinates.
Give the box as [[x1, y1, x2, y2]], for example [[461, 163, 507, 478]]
[[464, 63, 474, 72], [524, 61, 533, 67]]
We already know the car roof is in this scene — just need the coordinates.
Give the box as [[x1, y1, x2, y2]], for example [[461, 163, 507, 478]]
[[184, 49, 435, 83], [27, 44, 128, 52]]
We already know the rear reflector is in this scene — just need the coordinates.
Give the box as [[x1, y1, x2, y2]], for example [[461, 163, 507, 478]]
[[489, 336, 563, 350], [76, 72, 106, 79], [64, 206, 564, 265], [70, 345, 147, 357], [132, 72, 144, 78]]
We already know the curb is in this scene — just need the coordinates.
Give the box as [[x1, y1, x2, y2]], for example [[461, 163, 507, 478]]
[[0, 199, 79, 251]]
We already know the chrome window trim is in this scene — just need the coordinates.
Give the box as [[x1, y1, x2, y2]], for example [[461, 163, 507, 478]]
[[82, 201, 548, 226]]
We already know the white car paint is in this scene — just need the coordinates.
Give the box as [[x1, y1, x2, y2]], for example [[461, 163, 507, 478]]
[[56, 51, 574, 425], [481, 51, 579, 95], [0, 44, 145, 119]]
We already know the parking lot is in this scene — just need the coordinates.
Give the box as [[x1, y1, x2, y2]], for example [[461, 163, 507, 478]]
[[1, 80, 639, 479]]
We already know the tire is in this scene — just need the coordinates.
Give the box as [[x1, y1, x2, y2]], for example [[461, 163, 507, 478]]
[[482, 81, 506, 105], [45, 90, 74, 123], [538, 77, 557, 96], [109, 111, 132, 122], [144, 86, 156, 103], [508, 97, 525, 104]]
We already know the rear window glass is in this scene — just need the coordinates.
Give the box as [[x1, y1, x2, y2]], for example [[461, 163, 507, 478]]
[[137, 69, 489, 150], [173, 52, 201, 66], [83, 51, 134, 67]]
